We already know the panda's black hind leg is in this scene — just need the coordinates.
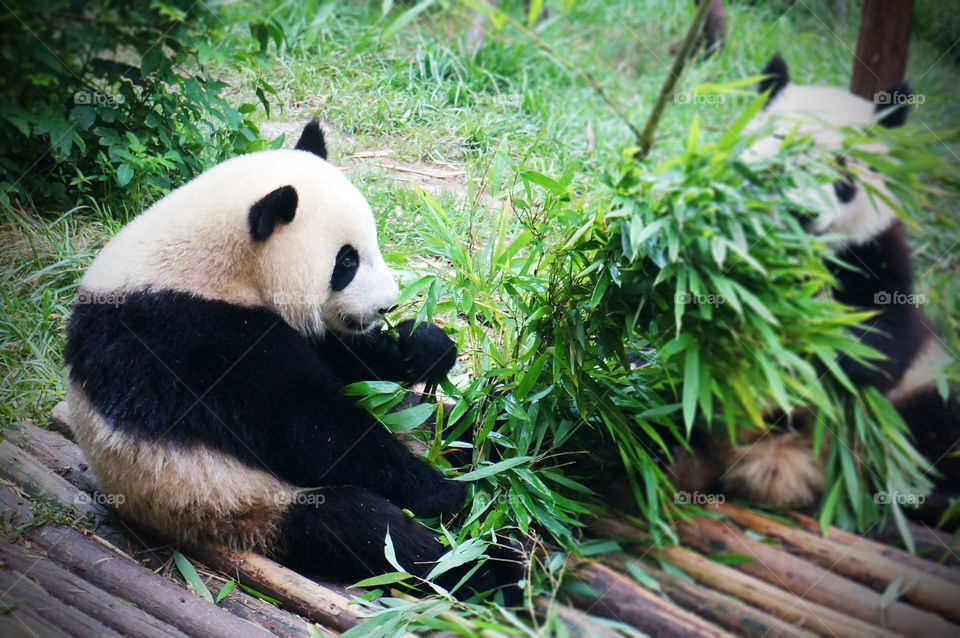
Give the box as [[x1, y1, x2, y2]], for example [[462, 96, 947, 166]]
[[896, 389, 960, 524], [272, 485, 443, 582], [271, 486, 524, 602]]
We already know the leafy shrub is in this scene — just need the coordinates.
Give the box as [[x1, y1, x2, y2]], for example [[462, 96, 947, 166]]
[[403, 95, 941, 549], [0, 0, 272, 211]]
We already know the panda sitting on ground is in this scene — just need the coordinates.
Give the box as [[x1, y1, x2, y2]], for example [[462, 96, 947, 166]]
[[677, 55, 959, 512], [64, 120, 523, 600]]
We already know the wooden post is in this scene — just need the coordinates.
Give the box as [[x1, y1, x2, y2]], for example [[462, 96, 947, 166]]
[[850, 0, 914, 100]]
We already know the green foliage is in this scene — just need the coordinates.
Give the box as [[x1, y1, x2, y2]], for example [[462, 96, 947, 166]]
[[400, 86, 946, 550], [0, 0, 274, 210]]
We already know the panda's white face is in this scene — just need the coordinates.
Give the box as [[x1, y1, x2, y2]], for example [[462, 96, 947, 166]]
[[746, 66, 907, 246], [252, 152, 400, 336], [80, 138, 399, 338]]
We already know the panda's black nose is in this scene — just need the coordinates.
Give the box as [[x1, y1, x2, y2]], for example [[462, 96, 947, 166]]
[[378, 305, 397, 315]]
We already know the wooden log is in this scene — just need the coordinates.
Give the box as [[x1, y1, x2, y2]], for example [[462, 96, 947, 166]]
[[532, 596, 622, 638], [658, 545, 899, 638], [718, 503, 960, 621], [568, 561, 735, 638], [18, 420, 99, 494], [25, 524, 276, 638], [192, 545, 362, 633], [0, 559, 126, 638], [0, 542, 190, 638], [784, 509, 960, 586], [850, 0, 914, 101], [677, 517, 959, 636], [616, 558, 817, 638], [876, 520, 960, 567], [0, 439, 104, 517], [199, 574, 328, 638], [589, 517, 896, 638]]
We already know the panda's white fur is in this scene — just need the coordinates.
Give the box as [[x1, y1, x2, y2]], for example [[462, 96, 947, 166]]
[[80, 148, 399, 337], [67, 384, 293, 551]]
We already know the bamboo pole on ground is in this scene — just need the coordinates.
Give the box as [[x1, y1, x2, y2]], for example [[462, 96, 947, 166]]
[[589, 517, 898, 638], [717, 503, 960, 621], [568, 561, 735, 638], [785, 509, 960, 583], [658, 545, 899, 638], [677, 517, 959, 636]]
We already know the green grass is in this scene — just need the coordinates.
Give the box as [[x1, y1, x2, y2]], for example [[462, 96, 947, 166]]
[[1, 0, 959, 632]]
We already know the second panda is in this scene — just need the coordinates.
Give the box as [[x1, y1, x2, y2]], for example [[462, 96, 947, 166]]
[[675, 55, 959, 511], [65, 121, 522, 600]]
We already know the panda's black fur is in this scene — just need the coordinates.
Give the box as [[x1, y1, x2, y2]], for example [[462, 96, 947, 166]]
[[64, 122, 522, 600]]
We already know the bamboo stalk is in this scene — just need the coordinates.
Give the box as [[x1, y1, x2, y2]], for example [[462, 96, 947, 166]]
[[657, 545, 898, 638], [569, 561, 735, 638], [785, 510, 960, 583], [191, 546, 362, 633], [717, 503, 960, 620], [589, 517, 896, 638], [606, 556, 817, 638], [677, 517, 959, 636], [634, 0, 716, 159]]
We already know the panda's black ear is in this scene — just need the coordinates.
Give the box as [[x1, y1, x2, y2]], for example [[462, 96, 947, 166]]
[[876, 81, 912, 128], [295, 119, 327, 160], [249, 185, 297, 241], [759, 53, 789, 104]]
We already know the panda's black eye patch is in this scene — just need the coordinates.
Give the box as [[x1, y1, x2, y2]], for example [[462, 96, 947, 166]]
[[832, 156, 857, 204], [331, 244, 359, 292]]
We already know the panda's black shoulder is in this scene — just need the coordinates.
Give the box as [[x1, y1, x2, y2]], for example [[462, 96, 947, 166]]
[[66, 290, 348, 449]]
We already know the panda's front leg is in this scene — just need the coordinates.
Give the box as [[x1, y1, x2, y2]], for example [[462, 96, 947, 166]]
[[340, 421, 467, 518], [393, 319, 458, 385], [315, 318, 457, 386]]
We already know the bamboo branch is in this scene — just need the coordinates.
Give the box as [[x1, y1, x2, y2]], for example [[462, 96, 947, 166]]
[[463, 0, 642, 141], [634, 0, 715, 160]]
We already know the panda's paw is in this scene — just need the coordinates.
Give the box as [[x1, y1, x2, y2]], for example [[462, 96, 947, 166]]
[[436, 540, 526, 605], [396, 319, 457, 383], [407, 476, 466, 518], [722, 433, 824, 509]]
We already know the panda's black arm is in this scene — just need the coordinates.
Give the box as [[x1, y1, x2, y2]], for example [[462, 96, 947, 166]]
[[316, 319, 457, 386], [836, 307, 920, 394], [276, 404, 467, 517]]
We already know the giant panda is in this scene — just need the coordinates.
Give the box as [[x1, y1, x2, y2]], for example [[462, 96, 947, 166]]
[[64, 120, 522, 600], [684, 55, 959, 511]]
